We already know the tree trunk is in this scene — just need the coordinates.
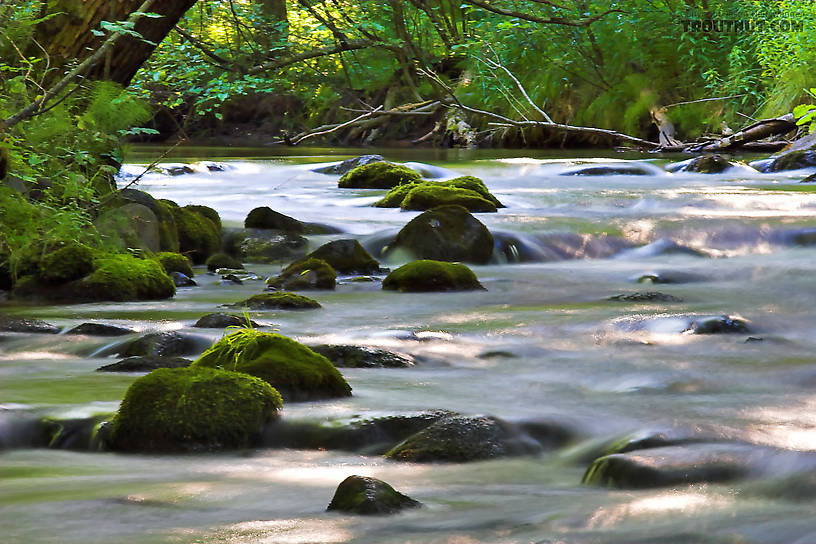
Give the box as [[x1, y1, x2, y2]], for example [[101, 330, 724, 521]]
[[35, 0, 198, 87]]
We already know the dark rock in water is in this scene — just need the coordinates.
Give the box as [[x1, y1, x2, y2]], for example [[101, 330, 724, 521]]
[[244, 207, 304, 232], [219, 274, 243, 285], [616, 238, 708, 259], [314, 154, 385, 175], [193, 331, 351, 402], [309, 344, 415, 368], [192, 161, 228, 172], [684, 315, 750, 334], [222, 228, 308, 263], [306, 239, 381, 275], [107, 367, 282, 452], [97, 356, 192, 372], [66, 323, 135, 336], [267, 257, 337, 290], [802, 172, 816, 183], [156, 163, 194, 176], [608, 292, 683, 303], [582, 443, 816, 489], [791, 228, 816, 246], [386, 205, 494, 264], [117, 331, 213, 358], [94, 203, 161, 253], [41, 415, 111, 451], [263, 411, 452, 453], [170, 271, 197, 287], [327, 475, 421, 515], [665, 154, 736, 174], [385, 415, 542, 462], [560, 163, 658, 176], [765, 150, 816, 172], [193, 313, 260, 329], [635, 271, 705, 284], [229, 292, 321, 310], [382, 260, 484, 292], [478, 350, 518, 359], [0, 315, 60, 334], [338, 162, 421, 189], [206, 252, 244, 272]]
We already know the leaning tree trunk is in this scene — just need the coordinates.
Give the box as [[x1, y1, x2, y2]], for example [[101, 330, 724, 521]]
[[34, 0, 199, 87]]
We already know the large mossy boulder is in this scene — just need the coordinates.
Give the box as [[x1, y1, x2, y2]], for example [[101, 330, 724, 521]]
[[153, 252, 194, 277], [306, 239, 380, 275], [327, 475, 421, 515], [162, 200, 221, 264], [94, 203, 161, 252], [338, 162, 422, 189], [385, 415, 541, 462], [193, 313, 260, 329], [229, 292, 321, 310], [38, 243, 94, 285], [385, 205, 494, 264], [314, 154, 385, 175], [205, 252, 244, 272], [79, 255, 176, 301], [244, 207, 304, 232], [382, 260, 484, 292], [107, 367, 282, 452], [117, 189, 179, 252], [193, 330, 352, 401], [267, 257, 336, 290], [375, 176, 502, 211]]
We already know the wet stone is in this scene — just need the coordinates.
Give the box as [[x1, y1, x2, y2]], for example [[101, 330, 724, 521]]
[[193, 313, 260, 329], [608, 292, 684, 303], [684, 315, 750, 335], [116, 331, 213, 358], [308, 344, 415, 368], [327, 475, 421, 515], [96, 356, 193, 372], [0, 315, 60, 334], [65, 323, 135, 336]]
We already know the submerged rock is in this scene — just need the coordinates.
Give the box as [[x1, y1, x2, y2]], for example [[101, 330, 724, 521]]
[[327, 475, 421, 515], [114, 189, 180, 253], [229, 292, 321, 310], [267, 257, 337, 290], [193, 330, 352, 401], [66, 323, 135, 336], [665, 154, 738, 174], [802, 172, 816, 183], [170, 271, 196, 287], [305, 239, 380, 275], [205, 252, 244, 272], [560, 163, 659, 176], [96, 356, 192, 372], [383, 260, 484, 292], [608, 292, 683, 303], [635, 271, 705, 284], [0, 315, 60, 334], [107, 367, 281, 452], [684, 315, 750, 334], [222, 228, 308, 263], [385, 415, 542, 462], [386, 205, 494, 264], [338, 162, 422, 189], [117, 331, 212, 358], [314, 154, 385, 175], [193, 313, 260, 329], [308, 344, 415, 368]]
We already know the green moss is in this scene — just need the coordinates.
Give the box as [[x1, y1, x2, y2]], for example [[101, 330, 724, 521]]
[[38, 243, 94, 285], [155, 200, 181, 253], [153, 252, 194, 277], [267, 257, 336, 290], [193, 330, 352, 401], [205, 252, 244, 271], [382, 260, 484, 292], [401, 185, 497, 213], [338, 162, 422, 189], [79, 254, 176, 301], [305, 239, 380, 274], [374, 183, 418, 207], [185, 204, 222, 232], [163, 201, 221, 264], [231, 292, 321, 310], [108, 367, 282, 452]]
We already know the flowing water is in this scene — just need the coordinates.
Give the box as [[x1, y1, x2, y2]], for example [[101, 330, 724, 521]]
[[2, 146, 816, 543]]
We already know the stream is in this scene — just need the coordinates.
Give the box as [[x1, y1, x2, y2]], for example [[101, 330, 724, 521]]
[[2, 146, 816, 543]]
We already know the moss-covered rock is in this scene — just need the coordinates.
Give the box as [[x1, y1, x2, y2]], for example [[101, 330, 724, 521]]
[[107, 367, 282, 452], [206, 252, 244, 272], [38, 243, 95, 285], [185, 204, 221, 231], [665, 154, 735, 174], [97, 356, 192, 372], [153, 252, 194, 277], [766, 150, 816, 172], [386, 205, 494, 264], [94, 203, 161, 252], [163, 201, 221, 264], [374, 183, 417, 208], [193, 313, 260, 328], [116, 189, 179, 252], [267, 257, 337, 290], [314, 154, 385, 175], [244, 207, 304, 232], [78, 254, 176, 301], [382, 260, 484, 292], [306, 239, 380, 275], [327, 475, 421, 515], [401, 185, 497, 212], [193, 330, 352, 401], [229, 292, 321, 310], [338, 162, 422, 189]]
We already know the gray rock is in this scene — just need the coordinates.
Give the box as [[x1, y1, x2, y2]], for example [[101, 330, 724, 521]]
[[116, 331, 212, 358], [684, 315, 750, 334], [0, 315, 60, 334], [327, 475, 421, 515], [65, 323, 135, 336], [560, 163, 662, 176], [308, 344, 414, 368], [314, 155, 385, 175]]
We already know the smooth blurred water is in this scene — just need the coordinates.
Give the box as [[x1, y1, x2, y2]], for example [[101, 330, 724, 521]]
[[2, 146, 816, 543]]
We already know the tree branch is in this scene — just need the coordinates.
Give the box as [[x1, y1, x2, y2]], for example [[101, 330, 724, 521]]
[[463, 0, 621, 27], [245, 39, 376, 74]]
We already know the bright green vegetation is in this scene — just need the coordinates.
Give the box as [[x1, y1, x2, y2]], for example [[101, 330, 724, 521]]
[[161, 201, 221, 264], [108, 366, 282, 452], [267, 257, 336, 290], [230, 292, 322, 310], [339, 163, 422, 189], [153, 252, 194, 277], [193, 329, 352, 401], [376, 176, 501, 212], [80, 254, 176, 301], [205, 252, 244, 272], [38, 243, 95, 285], [382, 260, 484, 292]]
